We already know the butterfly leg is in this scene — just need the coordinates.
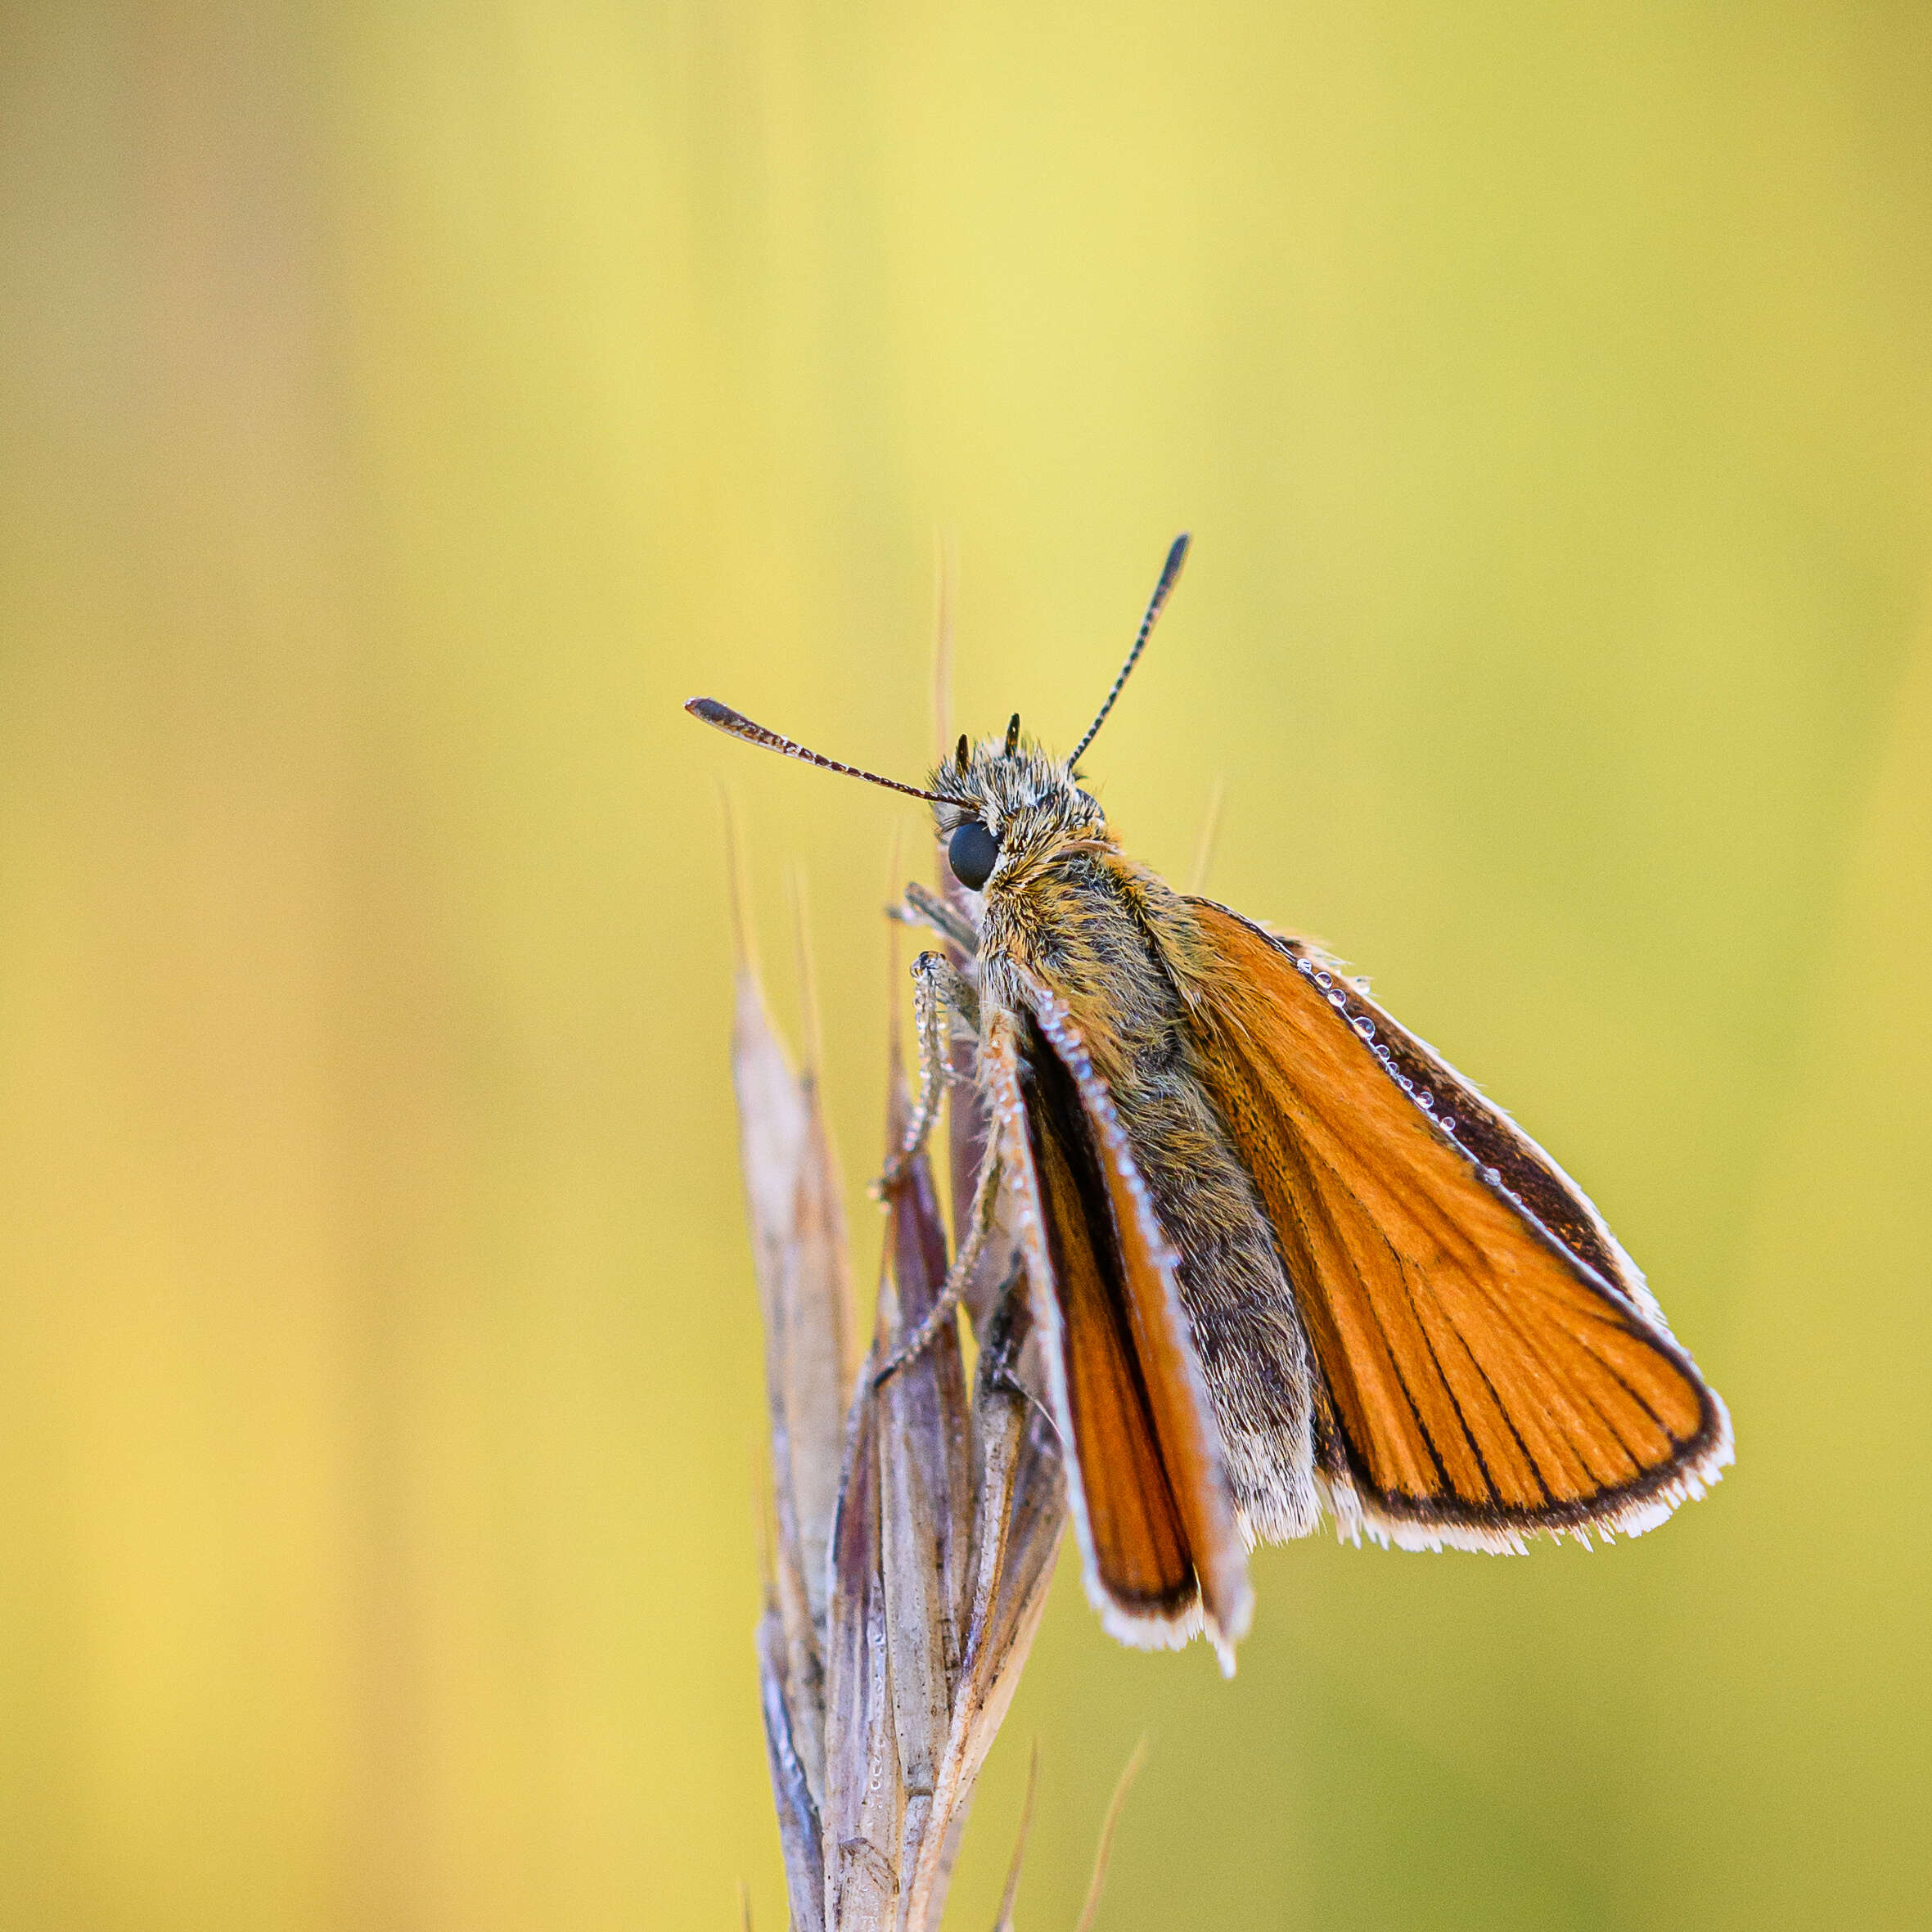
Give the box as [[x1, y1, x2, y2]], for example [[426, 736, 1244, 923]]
[[892, 881, 979, 955], [971, 1258, 1060, 1439], [872, 1142, 1002, 1389], [878, 950, 980, 1191]]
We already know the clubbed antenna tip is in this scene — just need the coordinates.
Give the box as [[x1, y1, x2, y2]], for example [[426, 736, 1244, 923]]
[[687, 696, 947, 805]]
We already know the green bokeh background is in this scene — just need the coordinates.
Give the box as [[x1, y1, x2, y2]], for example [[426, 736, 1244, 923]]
[[3, 4, 1929, 1928]]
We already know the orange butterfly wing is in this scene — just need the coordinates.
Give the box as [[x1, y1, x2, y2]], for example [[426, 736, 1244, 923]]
[[1187, 899, 1732, 1547], [984, 1007, 1250, 1661]]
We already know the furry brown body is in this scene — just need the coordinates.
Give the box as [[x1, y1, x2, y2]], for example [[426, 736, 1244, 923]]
[[930, 742, 1321, 1556]]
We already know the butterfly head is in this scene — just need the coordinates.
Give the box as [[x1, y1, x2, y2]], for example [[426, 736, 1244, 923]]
[[926, 714, 1110, 894], [683, 533, 1189, 898]]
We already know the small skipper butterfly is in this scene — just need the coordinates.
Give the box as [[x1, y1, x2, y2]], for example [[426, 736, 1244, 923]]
[[689, 536, 1732, 1672]]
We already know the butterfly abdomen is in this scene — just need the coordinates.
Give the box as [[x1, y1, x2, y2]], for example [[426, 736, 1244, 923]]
[[982, 853, 1326, 1546]]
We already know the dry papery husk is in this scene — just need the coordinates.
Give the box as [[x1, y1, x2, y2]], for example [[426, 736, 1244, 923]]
[[732, 871, 1067, 1932]]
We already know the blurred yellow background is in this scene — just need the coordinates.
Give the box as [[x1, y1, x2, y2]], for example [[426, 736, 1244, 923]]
[[3, 2, 1929, 1927]]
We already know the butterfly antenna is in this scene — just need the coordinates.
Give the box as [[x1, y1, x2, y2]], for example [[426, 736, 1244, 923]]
[[685, 698, 948, 804], [1067, 532, 1191, 768]]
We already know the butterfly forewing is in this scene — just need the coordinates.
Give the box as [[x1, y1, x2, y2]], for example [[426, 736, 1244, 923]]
[[1187, 900, 1731, 1546], [1021, 984, 1252, 1652], [984, 1017, 1193, 1622], [984, 1010, 1250, 1661]]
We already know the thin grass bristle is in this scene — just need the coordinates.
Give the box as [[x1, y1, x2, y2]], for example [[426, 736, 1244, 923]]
[[1071, 1741, 1151, 1932], [990, 1743, 1041, 1932]]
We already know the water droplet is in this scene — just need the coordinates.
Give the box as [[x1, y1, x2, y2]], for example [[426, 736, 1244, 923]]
[[1316, 971, 1332, 989]]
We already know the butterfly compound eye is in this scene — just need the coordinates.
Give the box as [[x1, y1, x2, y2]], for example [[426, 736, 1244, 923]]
[[948, 820, 999, 890]]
